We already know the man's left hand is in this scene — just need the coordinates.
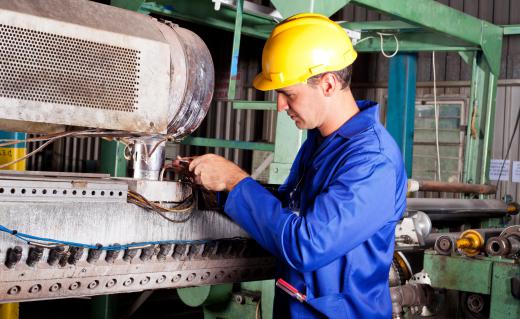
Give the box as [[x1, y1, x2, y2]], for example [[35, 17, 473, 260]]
[[188, 154, 249, 192]]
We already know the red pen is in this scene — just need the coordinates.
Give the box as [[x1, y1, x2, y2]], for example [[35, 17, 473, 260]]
[[276, 278, 307, 303]]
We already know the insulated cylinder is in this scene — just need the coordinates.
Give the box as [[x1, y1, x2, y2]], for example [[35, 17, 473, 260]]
[[0, 0, 214, 136]]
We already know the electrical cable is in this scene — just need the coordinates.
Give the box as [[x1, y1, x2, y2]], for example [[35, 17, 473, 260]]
[[0, 129, 182, 169], [354, 32, 399, 58], [432, 51, 442, 182], [0, 223, 248, 251], [127, 190, 196, 223], [495, 106, 520, 189], [255, 299, 262, 319]]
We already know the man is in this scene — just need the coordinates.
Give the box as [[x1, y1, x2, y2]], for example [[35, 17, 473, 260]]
[[188, 13, 407, 318]]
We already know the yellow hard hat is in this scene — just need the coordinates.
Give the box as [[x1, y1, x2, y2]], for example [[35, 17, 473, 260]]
[[253, 13, 357, 91]]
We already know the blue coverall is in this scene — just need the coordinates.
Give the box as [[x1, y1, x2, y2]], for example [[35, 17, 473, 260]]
[[225, 100, 408, 318]]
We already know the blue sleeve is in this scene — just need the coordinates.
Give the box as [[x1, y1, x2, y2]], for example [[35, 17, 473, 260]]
[[224, 154, 397, 272]]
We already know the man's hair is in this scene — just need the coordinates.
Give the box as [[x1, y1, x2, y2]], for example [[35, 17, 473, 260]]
[[306, 65, 353, 90]]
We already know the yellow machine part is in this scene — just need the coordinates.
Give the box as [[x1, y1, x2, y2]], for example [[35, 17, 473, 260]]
[[0, 135, 25, 318], [0, 147, 26, 171], [0, 303, 19, 319], [456, 229, 485, 257]]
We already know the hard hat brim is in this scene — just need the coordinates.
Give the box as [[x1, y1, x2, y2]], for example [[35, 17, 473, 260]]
[[252, 73, 301, 91]]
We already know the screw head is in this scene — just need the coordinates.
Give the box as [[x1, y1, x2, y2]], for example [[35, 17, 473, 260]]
[[29, 284, 41, 294], [105, 279, 117, 288], [123, 278, 134, 287], [69, 282, 80, 290], [7, 286, 20, 295], [49, 283, 61, 292], [172, 274, 182, 282], [140, 277, 150, 285], [156, 275, 166, 284], [187, 273, 196, 282], [88, 280, 99, 289]]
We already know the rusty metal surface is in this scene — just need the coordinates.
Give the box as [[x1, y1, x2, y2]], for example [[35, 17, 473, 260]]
[[418, 180, 497, 195]]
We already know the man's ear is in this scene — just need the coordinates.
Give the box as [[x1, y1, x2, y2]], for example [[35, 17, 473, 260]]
[[320, 73, 337, 97]]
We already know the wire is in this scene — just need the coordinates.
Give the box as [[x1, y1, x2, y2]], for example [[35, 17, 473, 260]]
[[354, 32, 399, 58], [495, 106, 520, 189], [255, 299, 261, 319], [0, 223, 248, 251], [377, 32, 399, 58], [432, 51, 442, 182], [127, 189, 196, 223]]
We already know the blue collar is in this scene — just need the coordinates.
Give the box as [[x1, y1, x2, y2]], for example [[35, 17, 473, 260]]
[[337, 100, 380, 139], [308, 100, 380, 141]]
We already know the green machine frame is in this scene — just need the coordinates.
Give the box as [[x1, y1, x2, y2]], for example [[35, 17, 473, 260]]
[[107, 1, 520, 318], [111, 0, 520, 187]]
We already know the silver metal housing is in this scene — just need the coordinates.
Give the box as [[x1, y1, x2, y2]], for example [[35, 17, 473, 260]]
[[0, 0, 214, 135]]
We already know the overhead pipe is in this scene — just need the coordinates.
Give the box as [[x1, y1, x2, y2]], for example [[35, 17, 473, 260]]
[[408, 179, 496, 195]]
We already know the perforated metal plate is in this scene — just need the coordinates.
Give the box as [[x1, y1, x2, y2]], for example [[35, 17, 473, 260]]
[[0, 7, 171, 133], [0, 24, 140, 112]]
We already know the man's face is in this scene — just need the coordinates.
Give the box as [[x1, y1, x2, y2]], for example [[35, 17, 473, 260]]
[[275, 83, 324, 130]]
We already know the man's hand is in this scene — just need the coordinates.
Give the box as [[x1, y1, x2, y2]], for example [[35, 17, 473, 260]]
[[188, 154, 249, 192]]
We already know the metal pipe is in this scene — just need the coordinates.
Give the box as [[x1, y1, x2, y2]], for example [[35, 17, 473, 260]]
[[407, 198, 519, 221], [133, 137, 166, 180], [485, 225, 520, 257], [434, 228, 503, 256], [408, 179, 496, 194]]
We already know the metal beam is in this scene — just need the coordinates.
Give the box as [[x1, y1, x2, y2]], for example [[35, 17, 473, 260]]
[[355, 31, 479, 53], [270, 0, 348, 18], [503, 24, 520, 35], [349, 0, 503, 75], [342, 20, 420, 31], [232, 101, 276, 111], [136, 1, 275, 39], [181, 137, 274, 152], [227, 0, 244, 100], [463, 52, 498, 187]]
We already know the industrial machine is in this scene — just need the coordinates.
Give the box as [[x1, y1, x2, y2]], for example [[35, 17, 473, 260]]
[[0, 0, 274, 309], [0, 1, 519, 319]]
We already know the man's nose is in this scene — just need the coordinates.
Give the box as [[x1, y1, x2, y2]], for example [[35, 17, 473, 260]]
[[277, 94, 289, 112]]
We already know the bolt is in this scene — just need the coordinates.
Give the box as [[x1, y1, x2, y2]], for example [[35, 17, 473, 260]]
[[69, 282, 80, 290], [7, 286, 20, 295], [49, 283, 61, 292], [156, 275, 166, 284], [140, 277, 150, 285], [28, 284, 41, 294], [172, 274, 182, 282], [186, 273, 196, 282], [106, 279, 117, 288], [105, 248, 120, 263], [5, 246, 23, 269], [123, 278, 134, 287], [201, 272, 210, 281], [26, 247, 44, 267], [88, 280, 99, 289]]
